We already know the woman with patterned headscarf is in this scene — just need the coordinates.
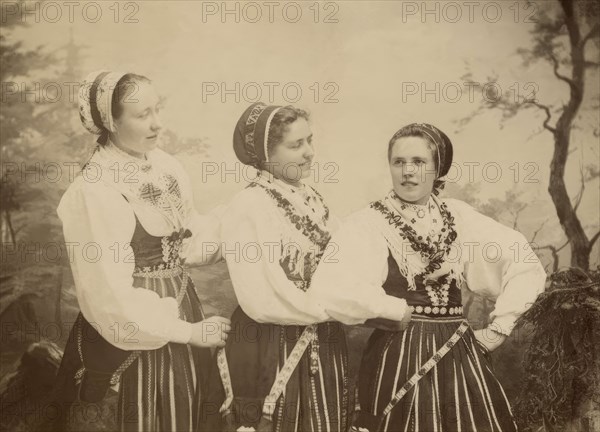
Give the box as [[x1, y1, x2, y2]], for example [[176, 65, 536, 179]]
[[310, 123, 547, 432], [53, 71, 230, 431], [204, 103, 362, 432]]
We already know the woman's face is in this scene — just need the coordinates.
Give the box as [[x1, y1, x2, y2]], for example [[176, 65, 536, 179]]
[[389, 136, 437, 205], [267, 118, 314, 185], [112, 82, 163, 157]]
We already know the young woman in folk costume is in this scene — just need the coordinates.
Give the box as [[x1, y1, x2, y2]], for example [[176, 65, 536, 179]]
[[53, 71, 230, 432], [205, 103, 352, 432], [310, 123, 547, 432]]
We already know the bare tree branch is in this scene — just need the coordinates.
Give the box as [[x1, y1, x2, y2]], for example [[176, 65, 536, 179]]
[[581, 23, 600, 48], [456, 0, 596, 270], [531, 218, 550, 243], [556, 240, 570, 253], [533, 239, 570, 274], [590, 231, 600, 250], [511, 203, 528, 230], [526, 101, 557, 133], [549, 52, 575, 88]]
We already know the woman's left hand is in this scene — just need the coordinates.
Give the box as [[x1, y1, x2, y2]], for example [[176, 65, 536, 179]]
[[472, 328, 507, 353]]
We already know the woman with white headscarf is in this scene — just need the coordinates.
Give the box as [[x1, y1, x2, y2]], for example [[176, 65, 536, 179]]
[[53, 71, 230, 432]]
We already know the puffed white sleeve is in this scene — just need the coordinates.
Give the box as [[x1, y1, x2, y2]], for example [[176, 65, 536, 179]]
[[57, 179, 192, 350], [310, 210, 410, 325], [220, 191, 327, 325], [448, 199, 547, 336], [168, 153, 223, 265], [182, 207, 224, 265]]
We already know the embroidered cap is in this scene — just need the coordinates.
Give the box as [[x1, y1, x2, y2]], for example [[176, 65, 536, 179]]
[[78, 70, 127, 138], [233, 102, 283, 168]]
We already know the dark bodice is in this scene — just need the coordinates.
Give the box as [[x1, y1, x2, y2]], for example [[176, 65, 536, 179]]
[[382, 250, 463, 317], [129, 216, 191, 274]]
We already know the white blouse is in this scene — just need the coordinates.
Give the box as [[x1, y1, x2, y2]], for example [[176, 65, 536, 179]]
[[220, 174, 341, 325], [57, 144, 221, 351], [310, 197, 547, 336]]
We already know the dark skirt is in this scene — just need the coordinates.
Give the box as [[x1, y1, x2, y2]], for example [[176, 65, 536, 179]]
[[203, 307, 349, 432], [51, 270, 212, 432], [354, 316, 517, 432]]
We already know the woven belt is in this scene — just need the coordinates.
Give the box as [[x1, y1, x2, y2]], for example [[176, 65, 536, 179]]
[[351, 319, 470, 432], [382, 320, 469, 416], [217, 324, 317, 421], [409, 305, 463, 316], [132, 265, 183, 278]]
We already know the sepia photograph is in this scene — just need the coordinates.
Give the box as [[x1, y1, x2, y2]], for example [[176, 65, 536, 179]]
[[1, 1, 599, 431]]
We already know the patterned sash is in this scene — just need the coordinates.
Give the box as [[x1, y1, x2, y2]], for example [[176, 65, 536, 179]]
[[382, 319, 469, 417], [74, 267, 190, 390], [217, 324, 317, 421], [351, 319, 469, 432]]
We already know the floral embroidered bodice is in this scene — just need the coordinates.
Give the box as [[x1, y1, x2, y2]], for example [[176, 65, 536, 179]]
[[383, 251, 463, 315], [248, 177, 331, 292], [130, 216, 191, 275], [370, 193, 465, 316]]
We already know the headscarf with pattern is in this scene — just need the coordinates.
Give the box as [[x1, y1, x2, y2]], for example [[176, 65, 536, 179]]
[[78, 70, 128, 144], [233, 102, 283, 168]]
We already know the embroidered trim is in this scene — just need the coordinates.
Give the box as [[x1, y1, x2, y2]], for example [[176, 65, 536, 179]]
[[244, 104, 267, 166], [263, 107, 282, 163], [370, 198, 457, 275], [75, 268, 191, 388], [248, 180, 331, 291], [216, 325, 317, 422], [138, 172, 185, 225], [74, 317, 141, 387], [248, 182, 331, 249], [262, 325, 317, 420], [133, 266, 183, 278], [381, 320, 469, 417], [410, 305, 463, 316], [132, 228, 191, 276], [90, 143, 190, 229], [217, 348, 233, 416], [424, 273, 453, 306], [410, 315, 465, 323]]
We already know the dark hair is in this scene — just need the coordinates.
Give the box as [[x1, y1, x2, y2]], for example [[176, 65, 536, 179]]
[[265, 106, 310, 157], [387, 124, 446, 195]]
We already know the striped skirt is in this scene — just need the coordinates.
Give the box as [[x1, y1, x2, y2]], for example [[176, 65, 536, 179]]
[[354, 316, 517, 432], [52, 269, 212, 432], [203, 307, 349, 432], [118, 270, 212, 432]]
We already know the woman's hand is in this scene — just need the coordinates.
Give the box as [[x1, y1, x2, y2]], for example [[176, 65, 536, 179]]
[[188, 316, 231, 348], [472, 327, 507, 353]]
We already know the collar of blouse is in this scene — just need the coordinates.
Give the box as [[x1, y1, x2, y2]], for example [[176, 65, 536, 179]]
[[386, 191, 444, 241], [87, 141, 189, 230]]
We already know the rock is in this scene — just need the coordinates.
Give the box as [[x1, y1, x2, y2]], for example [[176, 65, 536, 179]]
[[0, 340, 62, 432]]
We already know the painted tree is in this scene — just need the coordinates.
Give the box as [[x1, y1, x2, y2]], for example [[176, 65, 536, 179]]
[[458, 0, 600, 270], [0, 0, 49, 246]]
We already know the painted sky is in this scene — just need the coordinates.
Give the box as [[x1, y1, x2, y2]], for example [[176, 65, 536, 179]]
[[7, 1, 599, 250]]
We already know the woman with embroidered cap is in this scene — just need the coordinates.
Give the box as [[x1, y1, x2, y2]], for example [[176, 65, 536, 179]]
[[52, 71, 230, 431], [310, 123, 547, 432], [204, 103, 361, 432]]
